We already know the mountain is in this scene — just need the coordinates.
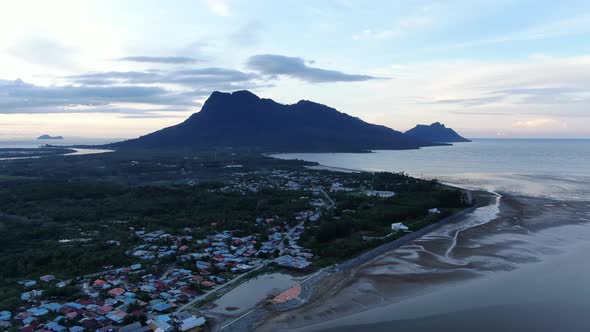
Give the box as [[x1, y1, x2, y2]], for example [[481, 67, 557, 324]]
[[112, 90, 439, 152], [405, 122, 471, 143], [37, 134, 63, 140]]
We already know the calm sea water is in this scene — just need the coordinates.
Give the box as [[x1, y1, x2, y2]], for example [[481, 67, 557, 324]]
[[0, 137, 123, 149], [273, 139, 590, 201], [273, 139, 590, 332]]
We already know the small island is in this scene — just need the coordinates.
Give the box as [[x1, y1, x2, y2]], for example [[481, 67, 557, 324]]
[[37, 134, 64, 140], [405, 122, 471, 143]]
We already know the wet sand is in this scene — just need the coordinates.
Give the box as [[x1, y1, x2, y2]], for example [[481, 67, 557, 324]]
[[257, 192, 590, 332]]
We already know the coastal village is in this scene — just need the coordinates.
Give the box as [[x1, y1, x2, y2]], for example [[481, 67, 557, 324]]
[[0, 161, 462, 332], [6, 222, 314, 332], [2, 169, 393, 332]]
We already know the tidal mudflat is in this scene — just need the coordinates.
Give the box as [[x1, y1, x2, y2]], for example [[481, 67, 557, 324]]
[[257, 191, 590, 332]]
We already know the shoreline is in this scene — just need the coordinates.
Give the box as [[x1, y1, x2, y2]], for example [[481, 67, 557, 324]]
[[0, 147, 113, 161], [254, 190, 590, 332], [213, 186, 492, 332]]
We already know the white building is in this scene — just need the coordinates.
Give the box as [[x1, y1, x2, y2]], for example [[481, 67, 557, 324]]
[[391, 222, 409, 232], [179, 316, 206, 331], [365, 190, 396, 198]]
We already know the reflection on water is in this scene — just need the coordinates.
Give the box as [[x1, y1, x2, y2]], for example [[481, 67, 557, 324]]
[[0, 148, 113, 161], [210, 272, 303, 315], [269, 139, 590, 332], [273, 139, 590, 201]]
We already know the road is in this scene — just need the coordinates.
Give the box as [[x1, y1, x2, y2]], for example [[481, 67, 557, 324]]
[[318, 186, 335, 209], [216, 203, 480, 331], [175, 261, 269, 313], [177, 217, 309, 314], [276, 221, 305, 254], [178, 188, 333, 319]]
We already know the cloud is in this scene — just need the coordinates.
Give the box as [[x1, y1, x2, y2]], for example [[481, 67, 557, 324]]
[[0, 79, 198, 114], [1, 63, 267, 114], [352, 15, 432, 40], [428, 95, 506, 106], [513, 118, 568, 129], [118, 113, 188, 119], [67, 67, 262, 89], [246, 54, 380, 83], [505, 15, 590, 42], [491, 87, 580, 95], [206, 0, 230, 16], [433, 15, 590, 51], [118, 56, 198, 64], [231, 21, 264, 46], [9, 37, 77, 69], [429, 87, 588, 107]]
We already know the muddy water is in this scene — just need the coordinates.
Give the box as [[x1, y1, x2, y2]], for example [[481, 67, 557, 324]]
[[210, 272, 304, 315], [265, 139, 590, 332]]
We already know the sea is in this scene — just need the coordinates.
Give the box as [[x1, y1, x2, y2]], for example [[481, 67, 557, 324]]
[[0, 137, 120, 160], [273, 138, 590, 201], [0, 137, 123, 148], [272, 138, 590, 332]]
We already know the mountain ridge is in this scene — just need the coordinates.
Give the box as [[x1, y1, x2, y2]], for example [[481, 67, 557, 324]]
[[111, 91, 444, 152], [405, 122, 471, 143]]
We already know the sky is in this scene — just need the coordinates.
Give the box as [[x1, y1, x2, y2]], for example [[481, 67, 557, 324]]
[[1, 0, 590, 140]]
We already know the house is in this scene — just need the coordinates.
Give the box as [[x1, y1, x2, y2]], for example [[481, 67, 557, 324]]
[[151, 302, 172, 312], [41, 303, 63, 312], [179, 316, 206, 331], [65, 311, 79, 320], [273, 255, 311, 270], [94, 279, 108, 286], [22, 316, 36, 325], [208, 276, 225, 283], [147, 318, 172, 332], [108, 288, 126, 297], [200, 281, 215, 288], [21, 321, 41, 332], [40, 275, 56, 282], [80, 319, 99, 330], [391, 222, 410, 232], [140, 285, 156, 292], [105, 310, 127, 324], [119, 322, 152, 332], [0, 311, 11, 321], [365, 190, 396, 198], [64, 302, 85, 310], [45, 321, 67, 332], [27, 307, 49, 317], [97, 305, 114, 315], [23, 280, 37, 287], [195, 261, 211, 270]]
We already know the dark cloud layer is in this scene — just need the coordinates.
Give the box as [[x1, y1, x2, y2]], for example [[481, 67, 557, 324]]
[[1, 54, 379, 114], [246, 54, 379, 82], [0, 79, 198, 114], [67, 68, 260, 87]]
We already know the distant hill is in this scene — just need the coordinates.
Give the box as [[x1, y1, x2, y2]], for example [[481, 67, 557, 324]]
[[112, 90, 440, 152], [405, 122, 470, 143], [37, 135, 63, 140]]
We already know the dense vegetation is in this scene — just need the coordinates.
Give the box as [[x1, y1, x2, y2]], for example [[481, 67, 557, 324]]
[[0, 150, 469, 309], [300, 173, 468, 265]]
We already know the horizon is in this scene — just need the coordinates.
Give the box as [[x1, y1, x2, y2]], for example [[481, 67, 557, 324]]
[[2, 1, 590, 139]]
